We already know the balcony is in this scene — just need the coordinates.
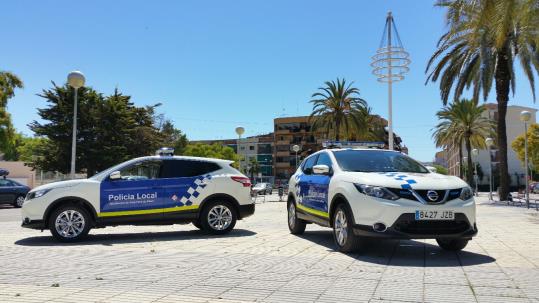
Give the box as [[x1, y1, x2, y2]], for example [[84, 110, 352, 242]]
[[275, 162, 291, 168]]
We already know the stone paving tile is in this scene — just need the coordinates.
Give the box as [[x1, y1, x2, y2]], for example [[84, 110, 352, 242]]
[[0, 196, 537, 303]]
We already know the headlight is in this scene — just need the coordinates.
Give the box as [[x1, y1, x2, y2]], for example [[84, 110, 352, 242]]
[[459, 187, 473, 201], [27, 189, 51, 200], [354, 184, 399, 201]]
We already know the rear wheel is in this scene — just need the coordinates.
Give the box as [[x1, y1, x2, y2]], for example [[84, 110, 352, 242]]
[[48, 205, 92, 242], [436, 238, 469, 251], [332, 204, 361, 253], [287, 201, 306, 234], [200, 200, 237, 235], [14, 195, 25, 208]]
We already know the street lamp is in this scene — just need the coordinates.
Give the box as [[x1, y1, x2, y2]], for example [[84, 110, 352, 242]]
[[67, 71, 85, 179], [472, 148, 479, 196], [292, 145, 300, 170], [520, 110, 532, 208], [235, 126, 245, 172], [485, 137, 494, 201]]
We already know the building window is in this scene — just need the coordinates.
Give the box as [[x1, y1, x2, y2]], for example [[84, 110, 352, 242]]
[[249, 145, 255, 151]]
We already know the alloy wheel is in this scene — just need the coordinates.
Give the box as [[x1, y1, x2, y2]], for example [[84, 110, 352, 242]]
[[334, 209, 348, 246], [288, 203, 296, 229], [16, 196, 25, 207], [207, 205, 233, 231], [54, 210, 86, 238]]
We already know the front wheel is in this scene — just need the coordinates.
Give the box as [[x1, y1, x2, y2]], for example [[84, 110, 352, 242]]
[[436, 238, 469, 251], [287, 202, 306, 234], [200, 201, 237, 235], [14, 195, 25, 208], [333, 204, 361, 253], [48, 205, 92, 242]]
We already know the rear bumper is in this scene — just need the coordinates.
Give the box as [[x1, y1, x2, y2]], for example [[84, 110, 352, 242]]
[[352, 213, 478, 239], [238, 203, 255, 219], [21, 219, 45, 230]]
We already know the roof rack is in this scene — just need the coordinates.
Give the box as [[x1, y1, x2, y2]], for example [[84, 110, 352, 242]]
[[156, 147, 174, 156], [322, 141, 385, 149]]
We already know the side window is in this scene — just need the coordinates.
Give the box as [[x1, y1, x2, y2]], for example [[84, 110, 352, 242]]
[[160, 160, 221, 178], [118, 160, 162, 181], [0, 179, 11, 187], [316, 152, 332, 168], [301, 155, 318, 175]]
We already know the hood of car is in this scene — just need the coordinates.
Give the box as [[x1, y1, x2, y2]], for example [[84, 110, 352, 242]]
[[29, 179, 90, 192], [341, 171, 468, 190]]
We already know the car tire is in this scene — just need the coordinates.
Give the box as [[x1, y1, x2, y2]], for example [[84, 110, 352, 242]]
[[436, 238, 469, 251], [287, 201, 306, 234], [13, 195, 25, 208], [200, 200, 237, 235], [48, 204, 92, 242], [332, 203, 361, 253]]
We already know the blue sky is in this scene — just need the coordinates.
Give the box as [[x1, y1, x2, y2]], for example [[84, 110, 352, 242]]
[[2, 0, 537, 161]]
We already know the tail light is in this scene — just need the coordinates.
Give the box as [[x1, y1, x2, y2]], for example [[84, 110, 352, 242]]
[[231, 176, 251, 187]]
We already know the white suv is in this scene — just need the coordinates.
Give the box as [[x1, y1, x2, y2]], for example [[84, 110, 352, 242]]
[[22, 154, 254, 242], [287, 148, 477, 252]]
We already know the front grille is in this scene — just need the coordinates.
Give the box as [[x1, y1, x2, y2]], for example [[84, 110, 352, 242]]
[[392, 213, 470, 235], [387, 188, 463, 203]]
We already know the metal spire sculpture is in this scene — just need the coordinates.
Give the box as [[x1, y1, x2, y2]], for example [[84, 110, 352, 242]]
[[371, 11, 410, 150]]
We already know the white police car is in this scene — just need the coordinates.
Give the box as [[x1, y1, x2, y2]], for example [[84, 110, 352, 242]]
[[21, 149, 254, 242], [287, 144, 477, 252]]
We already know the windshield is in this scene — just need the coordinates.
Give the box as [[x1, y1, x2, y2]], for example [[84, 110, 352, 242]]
[[332, 150, 429, 173]]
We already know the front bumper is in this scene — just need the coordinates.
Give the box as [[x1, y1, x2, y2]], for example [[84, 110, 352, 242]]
[[21, 218, 46, 230], [238, 203, 255, 219], [352, 213, 478, 239]]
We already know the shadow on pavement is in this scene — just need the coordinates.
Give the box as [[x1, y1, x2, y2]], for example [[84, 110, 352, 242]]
[[15, 228, 256, 247], [297, 230, 496, 267]]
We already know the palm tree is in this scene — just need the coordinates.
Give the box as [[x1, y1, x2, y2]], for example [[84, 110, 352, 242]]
[[309, 78, 368, 141], [432, 99, 494, 185], [426, 0, 539, 199]]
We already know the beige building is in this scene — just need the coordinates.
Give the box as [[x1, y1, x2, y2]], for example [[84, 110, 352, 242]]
[[442, 103, 537, 188], [0, 161, 35, 188]]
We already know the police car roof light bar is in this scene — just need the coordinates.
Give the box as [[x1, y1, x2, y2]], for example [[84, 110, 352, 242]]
[[322, 141, 385, 149], [156, 147, 174, 156]]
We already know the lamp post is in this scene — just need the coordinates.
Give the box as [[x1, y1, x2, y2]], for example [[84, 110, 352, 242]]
[[292, 145, 300, 170], [520, 111, 532, 208], [371, 12, 410, 150], [67, 71, 85, 179], [235, 126, 245, 172], [485, 137, 494, 201], [472, 148, 479, 196]]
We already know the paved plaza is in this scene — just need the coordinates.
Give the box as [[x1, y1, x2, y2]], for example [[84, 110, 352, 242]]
[[0, 195, 538, 303]]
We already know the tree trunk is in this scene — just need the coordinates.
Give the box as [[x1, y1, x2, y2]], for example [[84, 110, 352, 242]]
[[458, 144, 464, 179], [465, 135, 473, 186], [494, 47, 511, 201], [335, 120, 341, 141]]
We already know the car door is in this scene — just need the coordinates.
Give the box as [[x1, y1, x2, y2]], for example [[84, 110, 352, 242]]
[[159, 159, 218, 220], [99, 159, 166, 219], [297, 154, 319, 210], [308, 152, 333, 213], [0, 179, 13, 203]]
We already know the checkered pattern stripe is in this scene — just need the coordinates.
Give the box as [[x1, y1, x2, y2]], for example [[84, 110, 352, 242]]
[[294, 174, 302, 204], [378, 172, 417, 189], [177, 174, 213, 206]]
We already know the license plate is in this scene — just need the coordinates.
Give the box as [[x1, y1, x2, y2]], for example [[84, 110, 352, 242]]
[[415, 210, 454, 220]]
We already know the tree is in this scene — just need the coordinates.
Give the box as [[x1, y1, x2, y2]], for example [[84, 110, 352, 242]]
[[432, 99, 494, 185], [433, 164, 449, 175], [309, 78, 369, 141], [512, 123, 539, 175], [426, 0, 539, 199], [0, 71, 23, 155], [247, 158, 260, 181], [30, 84, 165, 176], [159, 120, 188, 154], [183, 143, 239, 164]]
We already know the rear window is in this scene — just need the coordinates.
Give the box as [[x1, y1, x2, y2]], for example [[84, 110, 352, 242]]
[[160, 159, 221, 178]]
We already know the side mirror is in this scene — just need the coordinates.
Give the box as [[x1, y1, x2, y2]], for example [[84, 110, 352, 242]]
[[313, 164, 330, 175], [426, 166, 437, 173], [109, 171, 121, 180]]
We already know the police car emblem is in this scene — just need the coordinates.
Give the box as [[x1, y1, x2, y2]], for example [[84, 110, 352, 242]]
[[171, 194, 178, 201], [426, 190, 439, 201]]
